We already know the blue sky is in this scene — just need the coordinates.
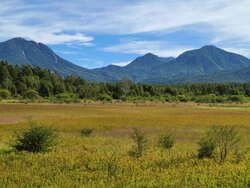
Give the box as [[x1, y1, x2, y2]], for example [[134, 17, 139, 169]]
[[1, 0, 250, 68]]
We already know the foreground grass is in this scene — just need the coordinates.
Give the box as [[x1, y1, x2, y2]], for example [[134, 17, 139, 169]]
[[0, 103, 249, 187]]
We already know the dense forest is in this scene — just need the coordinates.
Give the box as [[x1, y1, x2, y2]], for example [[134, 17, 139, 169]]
[[0, 60, 250, 103]]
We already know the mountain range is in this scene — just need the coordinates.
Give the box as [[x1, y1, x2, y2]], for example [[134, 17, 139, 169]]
[[1, 37, 250, 84]]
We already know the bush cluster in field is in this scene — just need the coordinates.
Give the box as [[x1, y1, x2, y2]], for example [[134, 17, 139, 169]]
[[0, 61, 250, 104], [7, 121, 245, 164]]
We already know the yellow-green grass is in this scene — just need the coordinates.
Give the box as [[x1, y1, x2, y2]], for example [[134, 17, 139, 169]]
[[0, 103, 249, 187]]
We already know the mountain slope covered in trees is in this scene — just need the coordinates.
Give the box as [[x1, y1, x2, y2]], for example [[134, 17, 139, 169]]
[[0, 38, 115, 82], [141, 45, 250, 83], [93, 53, 174, 82]]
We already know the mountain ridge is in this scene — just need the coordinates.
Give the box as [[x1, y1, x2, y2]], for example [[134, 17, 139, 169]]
[[147, 45, 250, 80], [93, 53, 174, 82], [1, 37, 250, 83], [0, 37, 116, 82]]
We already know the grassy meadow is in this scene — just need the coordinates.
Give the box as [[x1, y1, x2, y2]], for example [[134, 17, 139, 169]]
[[0, 102, 249, 187]]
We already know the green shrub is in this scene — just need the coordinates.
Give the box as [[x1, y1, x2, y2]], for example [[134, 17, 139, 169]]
[[13, 123, 58, 153], [24, 89, 39, 100], [164, 94, 175, 102], [0, 89, 11, 99], [216, 96, 227, 103], [209, 126, 241, 162], [198, 137, 216, 159], [177, 95, 188, 102], [158, 133, 175, 151], [120, 96, 127, 102], [97, 94, 112, 102], [55, 93, 79, 103], [195, 94, 217, 103], [80, 128, 94, 137], [14, 94, 22, 100], [228, 95, 245, 103], [198, 126, 242, 162], [129, 129, 148, 158]]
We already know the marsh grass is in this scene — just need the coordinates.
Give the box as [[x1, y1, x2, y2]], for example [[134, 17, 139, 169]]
[[0, 103, 249, 187]]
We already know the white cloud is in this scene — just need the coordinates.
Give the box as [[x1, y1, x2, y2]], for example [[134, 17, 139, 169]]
[[55, 50, 77, 55], [223, 47, 250, 58], [112, 61, 132, 67], [103, 40, 193, 57], [78, 58, 95, 62], [0, 0, 94, 45], [67, 41, 95, 47], [77, 58, 106, 68]]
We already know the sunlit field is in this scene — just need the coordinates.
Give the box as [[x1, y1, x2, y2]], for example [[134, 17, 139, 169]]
[[0, 103, 249, 187]]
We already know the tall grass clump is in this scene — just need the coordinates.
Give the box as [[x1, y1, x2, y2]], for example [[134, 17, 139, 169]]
[[129, 128, 148, 158], [13, 122, 58, 153], [158, 132, 175, 152], [198, 137, 216, 159], [80, 128, 94, 137]]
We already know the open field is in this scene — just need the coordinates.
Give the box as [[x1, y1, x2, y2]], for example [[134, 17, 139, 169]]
[[0, 103, 249, 187]]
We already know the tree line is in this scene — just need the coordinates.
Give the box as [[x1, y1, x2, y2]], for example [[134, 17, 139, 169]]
[[0, 60, 250, 103]]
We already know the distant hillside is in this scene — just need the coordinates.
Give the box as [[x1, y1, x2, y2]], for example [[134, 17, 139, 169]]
[[145, 45, 250, 82], [0, 38, 115, 82], [93, 53, 174, 82]]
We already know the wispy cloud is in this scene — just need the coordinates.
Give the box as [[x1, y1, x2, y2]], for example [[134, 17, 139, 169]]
[[223, 47, 250, 58], [78, 58, 106, 68], [55, 50, 77, 55], [112, 61, 132, 67], [1, 0, 250, 44], [0, 0, 94, 45], [103, 39, 193, 57]]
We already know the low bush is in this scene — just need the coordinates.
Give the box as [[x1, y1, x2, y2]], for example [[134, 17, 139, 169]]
[[195, 94, 217, 103], [55, 93, 79, 103], [164, 94, 176, 102], [24, 89, 39, 100], [120, 96, 127, 102], [0, 89, 11, 99], [228, 95, 245, 103], [80, 128, 94, 137], [177, 95, 188, 102], [13, 122, 58, 153], [198, 137, 216, 159], [158, 132, 175, 152], [97, 94, 112, 102], [215, 96, 228, 103]]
